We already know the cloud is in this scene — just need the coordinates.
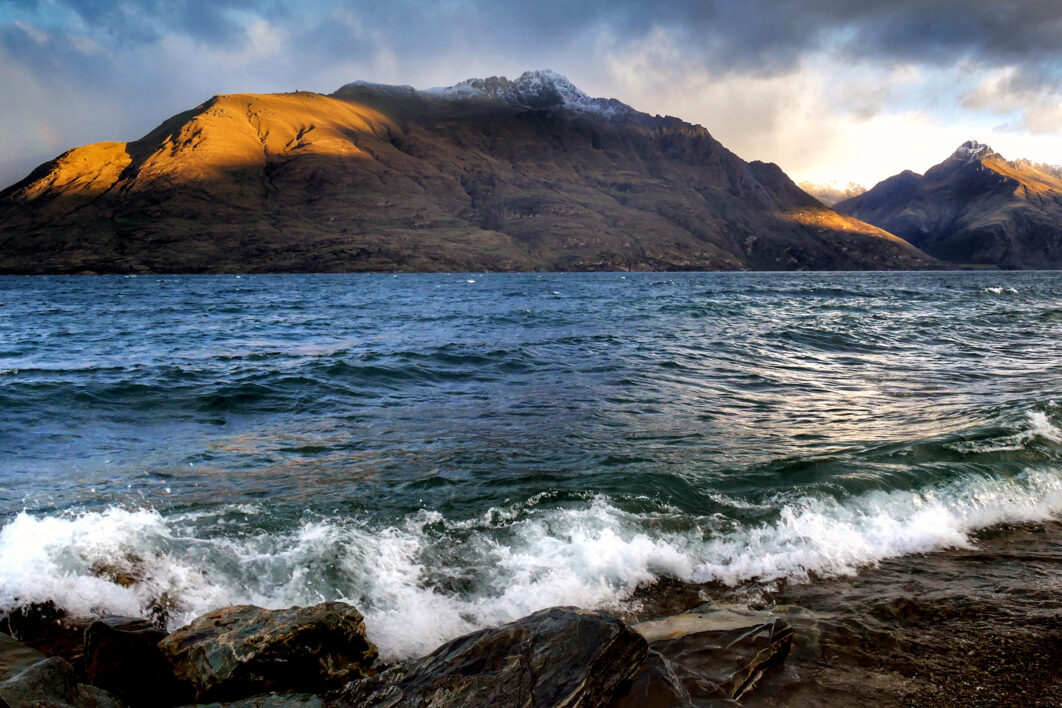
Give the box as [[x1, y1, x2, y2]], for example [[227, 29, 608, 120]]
[[1, 0, 1062, 188], [7, 1, 1060, 69], [962, 67, 1062, 134], [5, 0, 267, 46]]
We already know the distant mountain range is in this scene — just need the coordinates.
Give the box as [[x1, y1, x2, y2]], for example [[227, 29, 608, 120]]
[[0, 70, 933, 274], [797, 181, 866, 207], [836, 141, 1062, 268]]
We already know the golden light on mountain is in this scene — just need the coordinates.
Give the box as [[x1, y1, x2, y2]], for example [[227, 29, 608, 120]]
[[0, 74, 938, 274]]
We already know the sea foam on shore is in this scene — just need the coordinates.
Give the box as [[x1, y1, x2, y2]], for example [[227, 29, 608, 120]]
[[2, 461, 1060, 659]]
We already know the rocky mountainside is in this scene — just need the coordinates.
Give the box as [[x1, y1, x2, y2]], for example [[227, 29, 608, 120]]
[[0, 70, 934, 273], [836, 140, 1062, 267], [797, 180, 866, 207]]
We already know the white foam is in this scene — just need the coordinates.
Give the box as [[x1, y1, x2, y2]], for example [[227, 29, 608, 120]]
[[981, 286, 1018, 294], [948, 410, 1062, 452], [1027, 410, 1062, 443], [1, 467, 1060, 660]]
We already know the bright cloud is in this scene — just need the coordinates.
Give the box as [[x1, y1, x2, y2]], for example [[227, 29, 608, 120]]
[[1, 1, 1061, 190]]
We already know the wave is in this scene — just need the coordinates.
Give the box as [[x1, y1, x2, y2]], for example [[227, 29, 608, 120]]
[[2, 464, 1060, 660], [0, 346, 540, 414], [946, 410, 1062, 453]]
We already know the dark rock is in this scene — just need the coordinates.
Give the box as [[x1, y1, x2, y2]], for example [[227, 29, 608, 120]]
[[0, 634, 47, 681], [185, 693, 323, 707], [0, 655, 82, 707], [0, 603, 94, 675], [0, 601, 66, 640], [621, 605, 793, 703], [84, 616, 192, 707], [0, 642, 122, 708], [609, 650, 739, 708], [74, 683, 125, 708], [329, 606, 649, 708], [158, 603, 377, 702]]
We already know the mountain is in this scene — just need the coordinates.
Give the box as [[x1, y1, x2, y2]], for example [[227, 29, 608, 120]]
[[797, 180, 866, 207], [0, 70, 934, 274], [836, 141, 1062, 267]]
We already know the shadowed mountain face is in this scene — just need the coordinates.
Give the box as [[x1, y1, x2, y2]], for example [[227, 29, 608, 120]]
[[837, 141, 1062, 268], [0, 71, 934, 274]]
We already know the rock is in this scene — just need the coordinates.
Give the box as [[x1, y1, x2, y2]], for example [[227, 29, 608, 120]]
[[329, 606, 649, 708], [0, 646, 122, 708], [75, 683, 125, 708], [1, 634, 46, 674], [0, 655, 82, 707], [186, 693, 324, 707], [609, 650, 739, 708], [158, 603, 377, 702], [0, 601, 66, 640], [84, 616, 192, 707], [618, 605, 794, 704], [1, 603, 94, 675]]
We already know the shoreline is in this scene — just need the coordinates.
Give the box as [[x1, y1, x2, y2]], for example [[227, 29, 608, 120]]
[[3, 517, 1060, 706], [626, 519, 1062, 705]]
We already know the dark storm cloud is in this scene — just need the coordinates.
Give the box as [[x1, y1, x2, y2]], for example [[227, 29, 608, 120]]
[[2, 0, 1062, 188], [8, 0, 1061, 72]]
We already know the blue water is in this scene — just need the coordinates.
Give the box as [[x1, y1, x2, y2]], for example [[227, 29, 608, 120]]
[[0, 272, 1060, 657]]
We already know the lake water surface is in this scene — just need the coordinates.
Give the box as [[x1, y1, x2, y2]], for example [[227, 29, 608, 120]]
[[0, 271, 1059, 659]]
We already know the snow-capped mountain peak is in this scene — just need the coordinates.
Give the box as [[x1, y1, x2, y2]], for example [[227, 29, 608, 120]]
[[425, 70, 634, 119], [950, 140, 998, 163]]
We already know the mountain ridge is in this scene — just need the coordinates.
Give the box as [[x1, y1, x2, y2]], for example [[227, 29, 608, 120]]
[[836, 140, 1062, 267], [0, 71, 936, 274]]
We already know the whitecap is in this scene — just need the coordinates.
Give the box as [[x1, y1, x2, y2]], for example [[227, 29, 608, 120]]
[[947, 410, 1062, 453], [2, 467, 1060, 660]]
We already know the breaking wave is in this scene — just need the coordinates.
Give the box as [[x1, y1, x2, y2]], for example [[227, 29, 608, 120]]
[[2, 465, 1059, 659]]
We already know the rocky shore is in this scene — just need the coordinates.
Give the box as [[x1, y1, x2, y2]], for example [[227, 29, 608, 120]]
[[0, 598, 792, 708], [4, 521, 1060, 708]]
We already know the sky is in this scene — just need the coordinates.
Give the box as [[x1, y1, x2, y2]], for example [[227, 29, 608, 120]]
[[2, 0, 1062, 190]]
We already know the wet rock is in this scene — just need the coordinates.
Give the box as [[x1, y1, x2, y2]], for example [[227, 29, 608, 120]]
[[89, 556, 144, 589], [330, 606, 649, 708], [84, 616, 192, 707], [609, 650, 739, 708], [158, 603, 377, 702], [0, 637, 122, 708], [0, 655, 83, 707], [0, 601, 66, 640], [0, 633, 47, 682], [1, 603, 94, 674], [186, 693, 324, 707], [74, 683, 125, 708], [618, 605, 793, 703]]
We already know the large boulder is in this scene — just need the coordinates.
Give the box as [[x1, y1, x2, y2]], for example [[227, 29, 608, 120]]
[[611, 605, 793, 706], [158, 603, 377, 702], [0, 634, 122, 708], [0, 602, 93, 674], [85, 616, 192, 707], [329, 606, 649, 708], [608, 650, 739, 708]]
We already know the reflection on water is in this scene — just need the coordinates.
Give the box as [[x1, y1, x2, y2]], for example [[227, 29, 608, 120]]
[[0, 271, 1059, 659]]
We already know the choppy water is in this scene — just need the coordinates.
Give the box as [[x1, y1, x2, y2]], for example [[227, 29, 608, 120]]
[[0, 272, 1059, 659]]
